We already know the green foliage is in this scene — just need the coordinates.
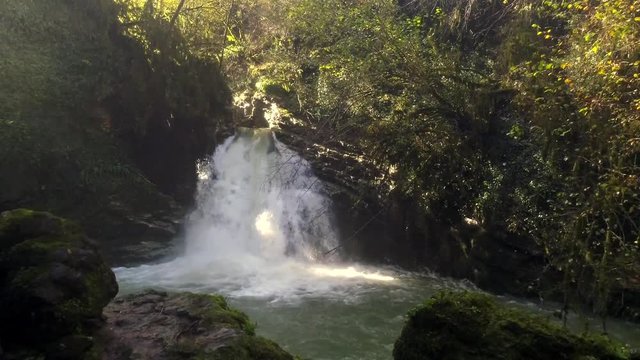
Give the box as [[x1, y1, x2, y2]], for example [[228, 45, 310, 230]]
[[266, 0, 503, 222], [501, 0, 640, 319], [0, 0, 117, 119], [0, 0, 231, 222], [225, 0, 640, 318], [0, 0, 165, 215], [109, 0, 231, 136]]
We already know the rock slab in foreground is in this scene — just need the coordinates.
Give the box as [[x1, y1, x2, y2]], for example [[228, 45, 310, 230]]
[[394, 291, 633, 360], [102, 291, 295, 360]]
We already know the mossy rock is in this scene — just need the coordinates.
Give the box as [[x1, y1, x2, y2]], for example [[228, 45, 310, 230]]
[[179, 292, 257, 335], [0, 209, 118, 357], [394, 291, 631, 360], [103, 291, 295, 360], [166, 293, 293, 360]]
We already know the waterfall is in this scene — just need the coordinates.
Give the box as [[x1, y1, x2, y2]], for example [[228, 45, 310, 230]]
[[115, 128, 393, 300], [186, 127, 338, 264]]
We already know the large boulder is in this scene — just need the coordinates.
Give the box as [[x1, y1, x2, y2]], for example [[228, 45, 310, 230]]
[[394, 291, 632, 360], [0, 209, 118, 358], [102, 291, 295, 360]]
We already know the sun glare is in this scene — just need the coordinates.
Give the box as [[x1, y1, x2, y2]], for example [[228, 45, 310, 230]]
[[310, 266, 395, 282], [255, 210, 277, 237]]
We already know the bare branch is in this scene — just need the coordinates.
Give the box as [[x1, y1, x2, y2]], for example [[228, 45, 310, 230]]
[[170, 0, 188, 27]]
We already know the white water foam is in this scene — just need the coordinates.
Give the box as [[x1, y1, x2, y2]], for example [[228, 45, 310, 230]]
[[115, 128, 396, 300]]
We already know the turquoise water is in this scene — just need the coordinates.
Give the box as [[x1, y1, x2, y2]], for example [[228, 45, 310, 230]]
[[116, 264, 640, 359]]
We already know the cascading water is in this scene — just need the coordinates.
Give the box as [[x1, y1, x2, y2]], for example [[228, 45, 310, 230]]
[[114, 128, 640, 360], [186, 128, 338, 264], [115, 128, 394, 300]]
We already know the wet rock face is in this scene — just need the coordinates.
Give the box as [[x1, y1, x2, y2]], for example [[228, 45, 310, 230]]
[[275, 117, 544, 297], [102, 291, 295, 360], [420, 220, 545, 298], [0, 209, 118, 358], [87, 202, 183, 267], [394, 292, 630, 360]]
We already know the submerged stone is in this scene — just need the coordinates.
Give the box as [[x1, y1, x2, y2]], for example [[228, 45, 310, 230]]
[[0, 209, 118, 358], [394, 291, 632, 360]]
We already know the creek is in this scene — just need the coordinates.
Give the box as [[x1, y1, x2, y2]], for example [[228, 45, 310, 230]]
[[115, 128, 640, 359]]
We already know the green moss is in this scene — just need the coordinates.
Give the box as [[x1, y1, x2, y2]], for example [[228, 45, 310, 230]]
[[9, 266, 47, 288], [52, 264, 117, 329], [2, 219, 115, 324], [237, 336, 295, 360], [394, 291, 630, 360], [152, 292, 294, 360], [56, 268, 116, 327], [0, 209, 117, 358], [0, 209, 42, 250], [0, 208, 36, 224], [0, 0, 177, 239], [83, 264, 118, 313], [182, 293, 256, 336], [0, 209, 85, 248]]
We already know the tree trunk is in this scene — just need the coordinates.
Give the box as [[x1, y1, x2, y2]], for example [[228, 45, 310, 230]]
[[169, 0, 187, 26]]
